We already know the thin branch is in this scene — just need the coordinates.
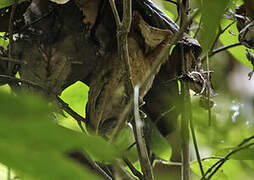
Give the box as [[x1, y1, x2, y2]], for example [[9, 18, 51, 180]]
[[189, 109, 204, 177], [110, 102, 132, 140], [0, 56, 27, 65], [114, 161, 138, 180], [194, 16, 202, 38], [207, 143, 254, 180], [202, 136, 254, 179], [134, 86, 154, 180], [69, 151, 113, 180], [109, 0, 121, 28], [237, 135, 254, 147], [110, 0, 133, 83], [154, 106, 175, 124], [56, 97, 86, 133], [211, 20, 237, 52], [201, 156, 224, 161], [206, 54, 211, 126], [201, 20, 237, 62], [83, 153, 113, 180], [124, 158, 143, 180], [209, 42, 242, 58], [165, 0, 178, 5], [8, 0, 18, 68]]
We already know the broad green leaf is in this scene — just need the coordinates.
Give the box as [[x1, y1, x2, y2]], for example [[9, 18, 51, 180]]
[[0, 91, 121, 179], [0, 0, 26, 9], [58, 81, 89, 131], [148, 119, 172, 161], [220, 20, 253, 69], [199, 0, 230, 51], [191, 159, 228, 180]]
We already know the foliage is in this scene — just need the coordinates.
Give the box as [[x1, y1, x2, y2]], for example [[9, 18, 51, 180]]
[[0, 0, 254, 179], [0, 0, 25, 9], [0, 90, 121, 179]]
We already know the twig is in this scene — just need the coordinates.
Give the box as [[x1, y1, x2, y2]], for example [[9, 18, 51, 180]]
[[110, 102, 132, 140], [154, 106, 175, 124], [206, 54, 211, 126], [165, 0, 178, 5], [211, 20, 236, 52], [133, 86, 154, 180], [114, 161, 138, 180], [201, 156, 224, 161], [189, 109, 204, 177], [206, 143, 254, 180], [194, 16, 202, 38], [109, 0, 134, 141], [201, 136, 254, 179], [237, 135, 254, 147], [0, 56, 27, 65], [109, 0, 133, 82], [69, 151, 113, 180], [56, 97, 86, 133], [8, 0, 18, 70], [208, 42, 242, 58], [124, 158, 143, 180], [201, 20, 237, 62]]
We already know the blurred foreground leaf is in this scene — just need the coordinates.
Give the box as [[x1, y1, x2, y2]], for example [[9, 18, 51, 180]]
[[0, 91, 121, 179], [0, 0, 26, 9], [199, 0, 229, 51], [149, 123, 172, 161]]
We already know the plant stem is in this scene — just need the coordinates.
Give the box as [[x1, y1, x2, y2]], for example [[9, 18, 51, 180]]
[[180, 0, 191, 179], [180, 50, 190, 180], [190, 110, 204, 176], [133, 86, 154, 180]]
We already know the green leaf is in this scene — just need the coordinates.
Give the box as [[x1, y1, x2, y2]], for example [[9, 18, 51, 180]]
[[0, 0, 26, 9], [0, 33, 8, 49], [199, 0, 230, 51], [148, 120, 172, 161], [0, 91, 121, 179], [58, 81, 89, 131], [220, 19, 254, 69]]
